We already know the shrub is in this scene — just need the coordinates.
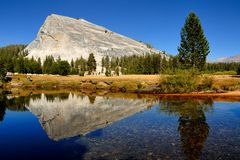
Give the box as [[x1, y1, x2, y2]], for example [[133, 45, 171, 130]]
[[159, 69, 199, 93], [159, 69, 215, 93]]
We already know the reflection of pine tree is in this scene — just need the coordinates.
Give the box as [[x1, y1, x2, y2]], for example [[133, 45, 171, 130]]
[[44, 93, 70, 102], [58, 93, 70, 101], [0, 102, 6, 121], [88, 95, 96, 104], [178, 110, 209, 160], [0, 93, 43, 122], [0, 93, 7, 121], [159, 97, 212, 160]]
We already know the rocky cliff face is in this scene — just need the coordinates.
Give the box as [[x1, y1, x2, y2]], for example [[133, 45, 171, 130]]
[[26, 14, 166, 72]]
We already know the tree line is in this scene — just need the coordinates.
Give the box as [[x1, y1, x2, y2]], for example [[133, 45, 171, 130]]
[[100, 53, 240, 75], [101, 53, 169, 75], [0, 45, 98, 80], [42, 53, 97, 76]]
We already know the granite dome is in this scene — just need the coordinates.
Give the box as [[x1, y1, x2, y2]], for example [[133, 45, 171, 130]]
[[26, 14, 166, 72]]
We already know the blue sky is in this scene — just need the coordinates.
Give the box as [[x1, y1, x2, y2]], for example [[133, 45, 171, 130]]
[[0, 0, 239, 61]]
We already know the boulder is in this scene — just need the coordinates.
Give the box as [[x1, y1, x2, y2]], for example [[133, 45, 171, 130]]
[[80, 83, 96, 91]]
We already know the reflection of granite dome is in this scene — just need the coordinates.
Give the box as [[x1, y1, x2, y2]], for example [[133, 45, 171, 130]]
[[26, 94, 151, 141], [26, 14, 167, 72]]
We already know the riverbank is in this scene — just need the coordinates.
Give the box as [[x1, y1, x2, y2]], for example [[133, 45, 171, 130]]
[[3, 74, 240, 96]]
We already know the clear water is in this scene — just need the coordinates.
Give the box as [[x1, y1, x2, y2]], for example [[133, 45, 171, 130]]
[[0, 93, 240, 160]]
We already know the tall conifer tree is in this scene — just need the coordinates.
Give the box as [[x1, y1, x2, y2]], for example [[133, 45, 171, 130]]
[[178, 12, 210, 70]]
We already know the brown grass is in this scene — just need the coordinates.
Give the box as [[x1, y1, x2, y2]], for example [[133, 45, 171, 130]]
[[8, 74, 159, 90], [210, 75, 240, 91], [27, 74, 160, 82]]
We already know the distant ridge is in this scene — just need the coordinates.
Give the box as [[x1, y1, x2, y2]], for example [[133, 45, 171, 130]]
[[217, 54, 240, 63]]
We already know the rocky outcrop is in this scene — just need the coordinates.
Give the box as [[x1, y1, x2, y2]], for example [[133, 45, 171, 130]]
[[25, 14, 167, 72], [26, 94, 152, 141]]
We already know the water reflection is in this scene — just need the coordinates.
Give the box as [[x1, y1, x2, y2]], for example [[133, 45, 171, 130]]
[[26, 93, 152, 141], [159, 97, 213, 160], [0, 92, 30, 121]]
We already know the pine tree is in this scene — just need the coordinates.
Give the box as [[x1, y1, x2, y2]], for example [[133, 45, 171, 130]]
[[237, 67, 240, 75], [5, 58, 14, 72], [51, 61, 59, 74], [70, 59, 74, 68], [101, 57, 105, 73], [87, 53, 97, 74], [17, 56, 26, 73], [0, 61, 6, 81], [57, 60, 70, 76], [43, 55, 54, 74], [37, 58, 42, 74], [104, 56, 111, 76], [178, 12, 210, 70]]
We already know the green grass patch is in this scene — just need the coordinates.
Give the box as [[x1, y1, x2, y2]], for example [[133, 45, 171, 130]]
[[210, 70, 237, 75]]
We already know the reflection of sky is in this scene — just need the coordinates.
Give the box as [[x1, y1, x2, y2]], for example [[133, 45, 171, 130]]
[[0, 111, 88, 160], [0, 110, 45, 145], [214, 102, 240, 110], [208, 102, 240, 119]]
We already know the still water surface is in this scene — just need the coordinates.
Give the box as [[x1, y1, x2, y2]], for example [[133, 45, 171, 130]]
[[0, 93, 240, 160]]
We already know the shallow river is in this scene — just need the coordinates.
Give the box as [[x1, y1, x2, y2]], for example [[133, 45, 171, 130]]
[[0, 92, 239, 160]]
